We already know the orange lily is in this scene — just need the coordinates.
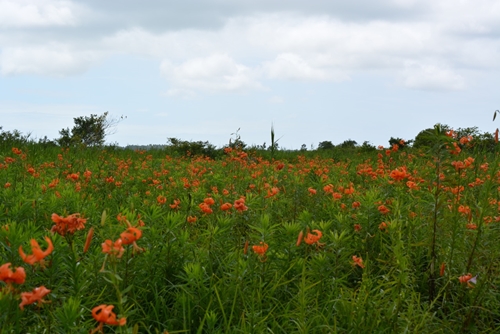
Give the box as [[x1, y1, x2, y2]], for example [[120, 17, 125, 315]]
[[199, 203, 213, 214], [352, 255, 365, 268], [0, 262, 26, 285], [19, 286, 51, 310], [51, 213, 87, 236], [90, 304, 126, 334], [19, 236, 54, 266], [120, 227, 143, 253], [220, 202, 232, 211], [459, 273, 477, 288], [304, 229, 323, 246], [252, 242, 268, 261], [101, 239, 125, 258], [377, 205, 390, 215], [234, 197, 248, 212], [169, 199, 181, 209], [203, 197, 215, 206]]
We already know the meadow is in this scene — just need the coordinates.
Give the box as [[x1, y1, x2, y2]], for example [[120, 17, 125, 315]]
[[1, 129, 499, 333]]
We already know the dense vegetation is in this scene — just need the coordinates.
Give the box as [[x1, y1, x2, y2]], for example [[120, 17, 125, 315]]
[[1, 123, 500, 333]]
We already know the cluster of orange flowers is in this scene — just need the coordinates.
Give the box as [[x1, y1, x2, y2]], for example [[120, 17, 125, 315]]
[[51, 213, 87, 236], [0, 236, 52, 310], [102, 216, 144, 264]]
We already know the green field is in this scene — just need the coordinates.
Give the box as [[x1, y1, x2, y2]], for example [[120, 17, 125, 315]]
[[1, 129, 499, 333]]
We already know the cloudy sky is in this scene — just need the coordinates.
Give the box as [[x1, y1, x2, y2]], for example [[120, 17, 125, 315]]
[[1, 0, 499, 149]]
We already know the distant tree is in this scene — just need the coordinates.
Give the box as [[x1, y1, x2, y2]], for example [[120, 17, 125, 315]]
[[57, 112, 124, 147], [318, 141, 334, 150], [413, 124, 451, 149], [454, 126, 480, 139], [339, 139, 357, 149], [300, 144, 307, 151], [167, 137, 218, 158], [0, 127, 32, 148], [359, 141, 376, 152], [388, 137, 413, 149]]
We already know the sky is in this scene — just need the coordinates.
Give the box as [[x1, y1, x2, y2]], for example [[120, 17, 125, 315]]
[[1, 0, 500, 149]]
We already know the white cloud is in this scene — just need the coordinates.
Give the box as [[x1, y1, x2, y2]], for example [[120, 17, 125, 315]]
[[0, 0, 78, 27], [160, 54, 263, 95], [1, 1, 500, 94], [263, 53, 336, 81], [400, 61, 466, 91], [0, 44, 101, 76]]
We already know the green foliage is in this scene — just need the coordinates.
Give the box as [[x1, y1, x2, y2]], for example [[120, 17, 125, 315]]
[[359, 141, 377, 152], [0, 127, 32, 150], [2, 123, 500, 332], [166, 137, 219, 158], [317, 141, 334, 150], [413, 124, 451, 149], [339, 139, 357, 149]]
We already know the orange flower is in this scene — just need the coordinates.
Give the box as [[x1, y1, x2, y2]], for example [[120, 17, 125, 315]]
[[84, 169, 92, 179], [352, 201, 361, 208], [308, 187, 317, 195], [265, 187, 280, 198], [0, 263, 26, 285], [466, 223, 477, 230], [66, 173, 79, 181], [187, 216, 197, 223], [48, 178, 59, 188], [169, 199, 181, 209], [406, 181, 420, 190], [458, 273, 477, 288], [120, 227, 143, 253], [51, 213, 87, 236], [304, 229, 323, 246], [389, 167, 408, 181], [157, 196, 167, 205], [19, 237, 54, 266], [101, 239, 125, 258], [323, 184, 334, 194], [220, 202, 232, 211], [354, 224, 362, 232], [458, 205, 471, 216], [19, 286, 51, 310], [203, 197, 215, 206], [91, 304, 126, 334], [11, 147, 22, 155], [252, 242, 268, 261], [84, 227, 94, 253], [378, 222, 389, 231], [352, 255, 365, 268], [377, 205, 390, 215], [234, 197, 248, 212], [4, 182, 11, 188], [449, 142, 461, 155], [199, 203, 213, 214]]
